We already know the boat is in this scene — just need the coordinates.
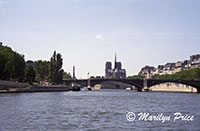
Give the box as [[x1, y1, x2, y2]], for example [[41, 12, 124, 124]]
[[72, 86, 81, 91], [87, 86, 92, 91], [126, 87, 132, 90]]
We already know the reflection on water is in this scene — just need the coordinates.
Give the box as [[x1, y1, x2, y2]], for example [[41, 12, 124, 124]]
[[0, 90, 200, 131]]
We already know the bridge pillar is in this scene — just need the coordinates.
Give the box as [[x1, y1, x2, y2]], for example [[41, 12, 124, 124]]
[[87, 79, 91, 91], [143, 78, 149, 92], [137, 87, 143, 92], [197, 88, 200, 93]]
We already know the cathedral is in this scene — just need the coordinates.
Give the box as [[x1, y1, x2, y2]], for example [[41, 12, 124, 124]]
[[105, 54, 126, 79]]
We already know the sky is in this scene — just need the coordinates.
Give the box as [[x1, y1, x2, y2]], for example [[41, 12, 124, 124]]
[[0, 0, 200, 78]]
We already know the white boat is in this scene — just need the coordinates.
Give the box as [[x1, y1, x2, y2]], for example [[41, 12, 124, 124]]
[[126, 87, 131, 90]]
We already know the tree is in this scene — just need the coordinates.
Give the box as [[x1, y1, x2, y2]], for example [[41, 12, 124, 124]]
[[25, 65, 36, 84], [34, 60, 50, 82], [128, 74, 145, 79], [151, 68, 200, 80], [0, 43, 25, 81], [0, 51, 5, 78], [5, 52, 25, 82], [196, 68, 200, 79], [0, 44, 13, 80], [63, 72, 72, 80], [49, 51, 63, 84]]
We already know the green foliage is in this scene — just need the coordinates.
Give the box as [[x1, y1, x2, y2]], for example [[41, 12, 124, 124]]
[[151, 68, 200, 80], [0, 51, 5, 76], [196, 68, 200, 78], [49, 51, 63, 84], [0, 43, 25, 81], [34, 60, 50, 82], [0, 43, 71, 85], [128, 74, 145, 79], [25, 65, 36, 84], [63, 72, 72, 80]]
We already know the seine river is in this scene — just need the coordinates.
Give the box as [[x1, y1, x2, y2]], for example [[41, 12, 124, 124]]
[[0, 90, 200, 131]]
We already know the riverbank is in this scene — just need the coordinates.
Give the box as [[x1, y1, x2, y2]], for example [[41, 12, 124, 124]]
[[0, 80, 70, 93], [0, 86, 71, 93]]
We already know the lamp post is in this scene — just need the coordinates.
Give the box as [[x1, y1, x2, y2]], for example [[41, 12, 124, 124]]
[[87, 72, 91, 90], [87, 72, 90, 79]]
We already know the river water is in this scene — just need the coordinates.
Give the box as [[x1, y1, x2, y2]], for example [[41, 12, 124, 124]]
[[0, 90, 200, 131]]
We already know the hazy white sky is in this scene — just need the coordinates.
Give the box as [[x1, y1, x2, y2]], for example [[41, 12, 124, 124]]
[[0, 0, 200, 78]]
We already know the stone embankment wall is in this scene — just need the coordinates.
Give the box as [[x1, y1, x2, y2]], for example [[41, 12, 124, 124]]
[[0, 80, 30, 89], [0, 80, 70, 93]]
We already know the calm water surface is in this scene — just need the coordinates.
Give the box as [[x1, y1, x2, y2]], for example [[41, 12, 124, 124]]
[[0, 90, 200, 131]]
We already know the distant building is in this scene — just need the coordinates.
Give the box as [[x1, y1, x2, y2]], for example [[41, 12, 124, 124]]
[[139, 65, 156, 79], [182, 60, 191, 68], [190, 54, 200, 68], [105, 62, 112, 70], [190, 54, 200, 64], [138, 54, 200, 78], [105, 54, 126, 79]]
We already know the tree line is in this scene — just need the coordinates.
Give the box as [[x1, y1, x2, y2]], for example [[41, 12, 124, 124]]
[[127, 74, 145, 79], [151, 68, 200, 80], [0, 42, 71, 85]]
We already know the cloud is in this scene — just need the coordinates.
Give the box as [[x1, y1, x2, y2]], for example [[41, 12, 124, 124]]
[[95, 34, 103, 39]]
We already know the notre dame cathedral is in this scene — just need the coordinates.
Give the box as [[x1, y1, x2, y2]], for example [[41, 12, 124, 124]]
[[105, 54, 126, 79]]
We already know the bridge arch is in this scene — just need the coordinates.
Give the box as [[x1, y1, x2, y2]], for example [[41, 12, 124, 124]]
[[147, 79, 200, 93], [90, 79, 144, 88], [63, 78, 200, 93], [148, 82, 197, 93]]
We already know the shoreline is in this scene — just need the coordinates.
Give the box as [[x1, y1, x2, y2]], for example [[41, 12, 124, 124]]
[[0, 80, 71, 93], [0, 86, 71, 93]]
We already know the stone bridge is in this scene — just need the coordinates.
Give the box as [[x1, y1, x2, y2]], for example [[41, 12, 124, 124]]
[[63, 78, 200, 93]]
